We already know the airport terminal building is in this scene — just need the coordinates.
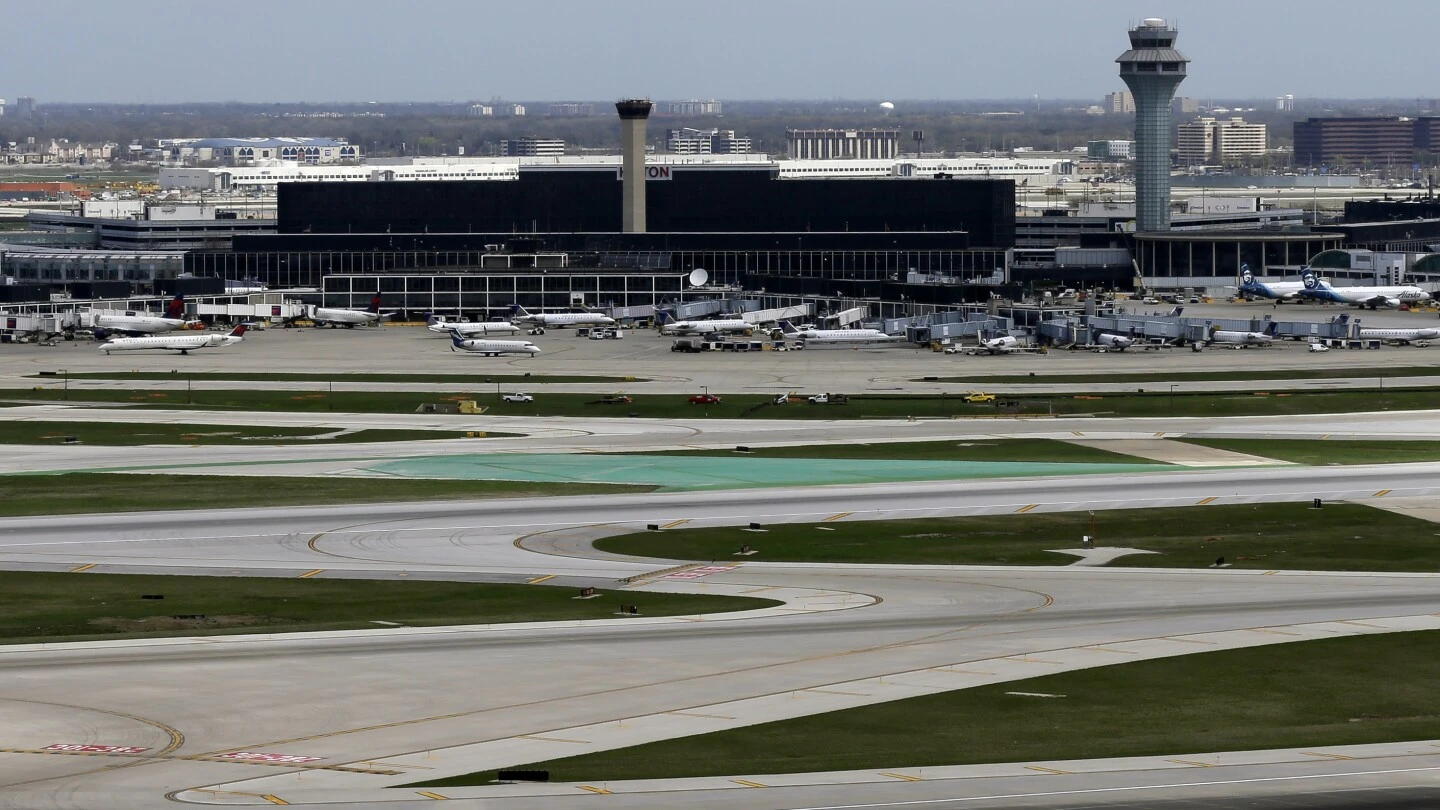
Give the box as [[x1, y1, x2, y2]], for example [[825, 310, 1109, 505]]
[[182, 159, 1017, 315]]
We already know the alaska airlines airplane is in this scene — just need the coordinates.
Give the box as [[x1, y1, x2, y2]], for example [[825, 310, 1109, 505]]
[[509, 305, 615, 330], [1300, 271, 1430, 309], [100, 325, 246, 355], [311, 295, 388, 327], [1237, 265, 1305, 301], [777, 320, 900, 343], [1207, 321, 1278, 346], [426, 315, 522, 337], [91, 295, 192, 337], [657, 311, 753, 336], [449, 330, 541, 357]]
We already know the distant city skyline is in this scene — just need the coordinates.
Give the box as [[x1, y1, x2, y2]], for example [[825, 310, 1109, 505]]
[[3, 0, 1436, 104]]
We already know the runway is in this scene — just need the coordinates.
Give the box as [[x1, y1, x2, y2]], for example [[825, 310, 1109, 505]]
[[1, 462, 1439, 807]]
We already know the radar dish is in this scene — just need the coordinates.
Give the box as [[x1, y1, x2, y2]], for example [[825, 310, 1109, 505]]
[[688, 268, 710, 287]]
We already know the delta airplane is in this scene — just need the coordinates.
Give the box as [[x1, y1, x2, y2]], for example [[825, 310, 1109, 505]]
[[1206, 321, 1279, 347], [100, 325, 246, 355], [657, 311, 754, 336], [426, 315, 522, 337], [91, 295, 192, 337], [1299, 271, 1430, 309], [1237, 265, 1305, 301], [509, 305, 615, 331], [310, 295, 388, 327], [449, 330, 541, 357], [1335, 313, 1440, 345], [778, 320, 901, 343]]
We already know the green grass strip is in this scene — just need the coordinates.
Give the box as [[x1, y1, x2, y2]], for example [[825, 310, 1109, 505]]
[[38, 371, 641, 384], [1179, 438, 1440, 466], [0, 571, 778, 644], [0, 473, 651, 517], [411, 629, 1440, 786], [639, 438, 1166, 464], [596, 502, 1440, 572], [921, 366, 1440, 385], [4, 386, 1437, 418], [0, 421, 512, 446]]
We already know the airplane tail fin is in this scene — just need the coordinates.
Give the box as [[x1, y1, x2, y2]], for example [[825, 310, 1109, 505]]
[[165, 295, 185, 320], [1265, 321, 1279, 337], [367, 295, 382, 314], [1166, 306, 1184, 317], [449, 329, 465, 348], [1335, 313, 1350, 327], [228, 324, 247, 338], [510, 304, 529, 318], [778, 320, 799, 335]]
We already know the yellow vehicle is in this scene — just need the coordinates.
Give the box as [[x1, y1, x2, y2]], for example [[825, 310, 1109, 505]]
[[962, 392, 996, 404]]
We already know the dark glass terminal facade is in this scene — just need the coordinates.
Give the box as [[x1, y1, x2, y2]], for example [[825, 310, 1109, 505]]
[[276, 170, 1015, 248]]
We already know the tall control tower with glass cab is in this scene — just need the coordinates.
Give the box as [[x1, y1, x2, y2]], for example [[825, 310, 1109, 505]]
[[1117, 18, 1188, 231]]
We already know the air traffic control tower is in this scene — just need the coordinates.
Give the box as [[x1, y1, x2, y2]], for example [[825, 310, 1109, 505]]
[[1117, 18, 1187, 231]]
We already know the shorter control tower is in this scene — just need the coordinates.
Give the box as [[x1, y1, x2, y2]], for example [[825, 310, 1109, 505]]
[[1117, 18, 1188, 231], [616, 99, 653, 233]]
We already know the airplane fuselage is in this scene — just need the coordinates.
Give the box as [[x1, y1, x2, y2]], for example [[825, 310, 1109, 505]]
[[662, 319, 752, 336], [428, 320, 522, 337], [100, 327, 246, 355], [92, 314, 189, 335]]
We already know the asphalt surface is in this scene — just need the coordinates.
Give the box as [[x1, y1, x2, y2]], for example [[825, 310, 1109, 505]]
[[2, 317, 1440, 808]]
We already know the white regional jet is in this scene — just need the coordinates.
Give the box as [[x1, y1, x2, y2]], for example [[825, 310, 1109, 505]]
[[777, 320, 901, 343], [91, 295, 192, 337], [426, 315, 522, 337], [1206, 321, 1279, 347], [1335, 313, 1440, 345], [509, 305, 615, 331], [449, 330, 541, 357], [100, 325, 247, 355], [310, 295, 388, 328], [657, 311, 754, 336], [1300, 270, 1430, 309]]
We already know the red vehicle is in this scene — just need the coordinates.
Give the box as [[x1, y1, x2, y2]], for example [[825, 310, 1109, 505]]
[[688, 393, 722, 405]]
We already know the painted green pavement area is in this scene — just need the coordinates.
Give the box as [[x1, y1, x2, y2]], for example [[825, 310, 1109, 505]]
[[365, 454, 1169, 490]]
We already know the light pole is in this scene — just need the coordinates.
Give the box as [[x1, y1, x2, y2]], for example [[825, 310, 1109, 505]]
[[1169, 383, 1176, 412], [60, 369, 67, 401]]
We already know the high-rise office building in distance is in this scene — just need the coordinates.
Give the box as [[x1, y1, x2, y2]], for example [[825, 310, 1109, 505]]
[[1117, 18, 1187, 231]]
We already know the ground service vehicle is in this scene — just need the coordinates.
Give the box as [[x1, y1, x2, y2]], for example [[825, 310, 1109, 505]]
[[502, 393, 534, 402], [963, 392, 996, 403]]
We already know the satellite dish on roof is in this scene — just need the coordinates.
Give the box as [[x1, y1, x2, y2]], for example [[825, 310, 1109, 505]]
[[688, 268, 709, 288]]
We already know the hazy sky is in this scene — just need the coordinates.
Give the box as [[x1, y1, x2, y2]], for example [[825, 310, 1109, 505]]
[[5, 0, 1434, 103]]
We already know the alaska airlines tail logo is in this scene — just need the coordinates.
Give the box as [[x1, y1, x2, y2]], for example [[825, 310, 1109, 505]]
[[1302, 272, 1321, 290]]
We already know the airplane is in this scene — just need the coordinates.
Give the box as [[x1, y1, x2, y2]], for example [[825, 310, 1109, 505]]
[[1090, 333, 1135, 351], [1236, 265, 1305, 302], [449, 330, 541, 357], [1206, 321, 1279, 347], [509, 305, 615, 332], [656, 311, 754, 336], [100, 324, 246, 355], [90, 295, 192, 337], [1299, 270, 1430, 309], [777, 320, 901, 343], [426, 315, 522, 337], [1334, 313, 1440, 345], [310, 295, 388, 327]]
